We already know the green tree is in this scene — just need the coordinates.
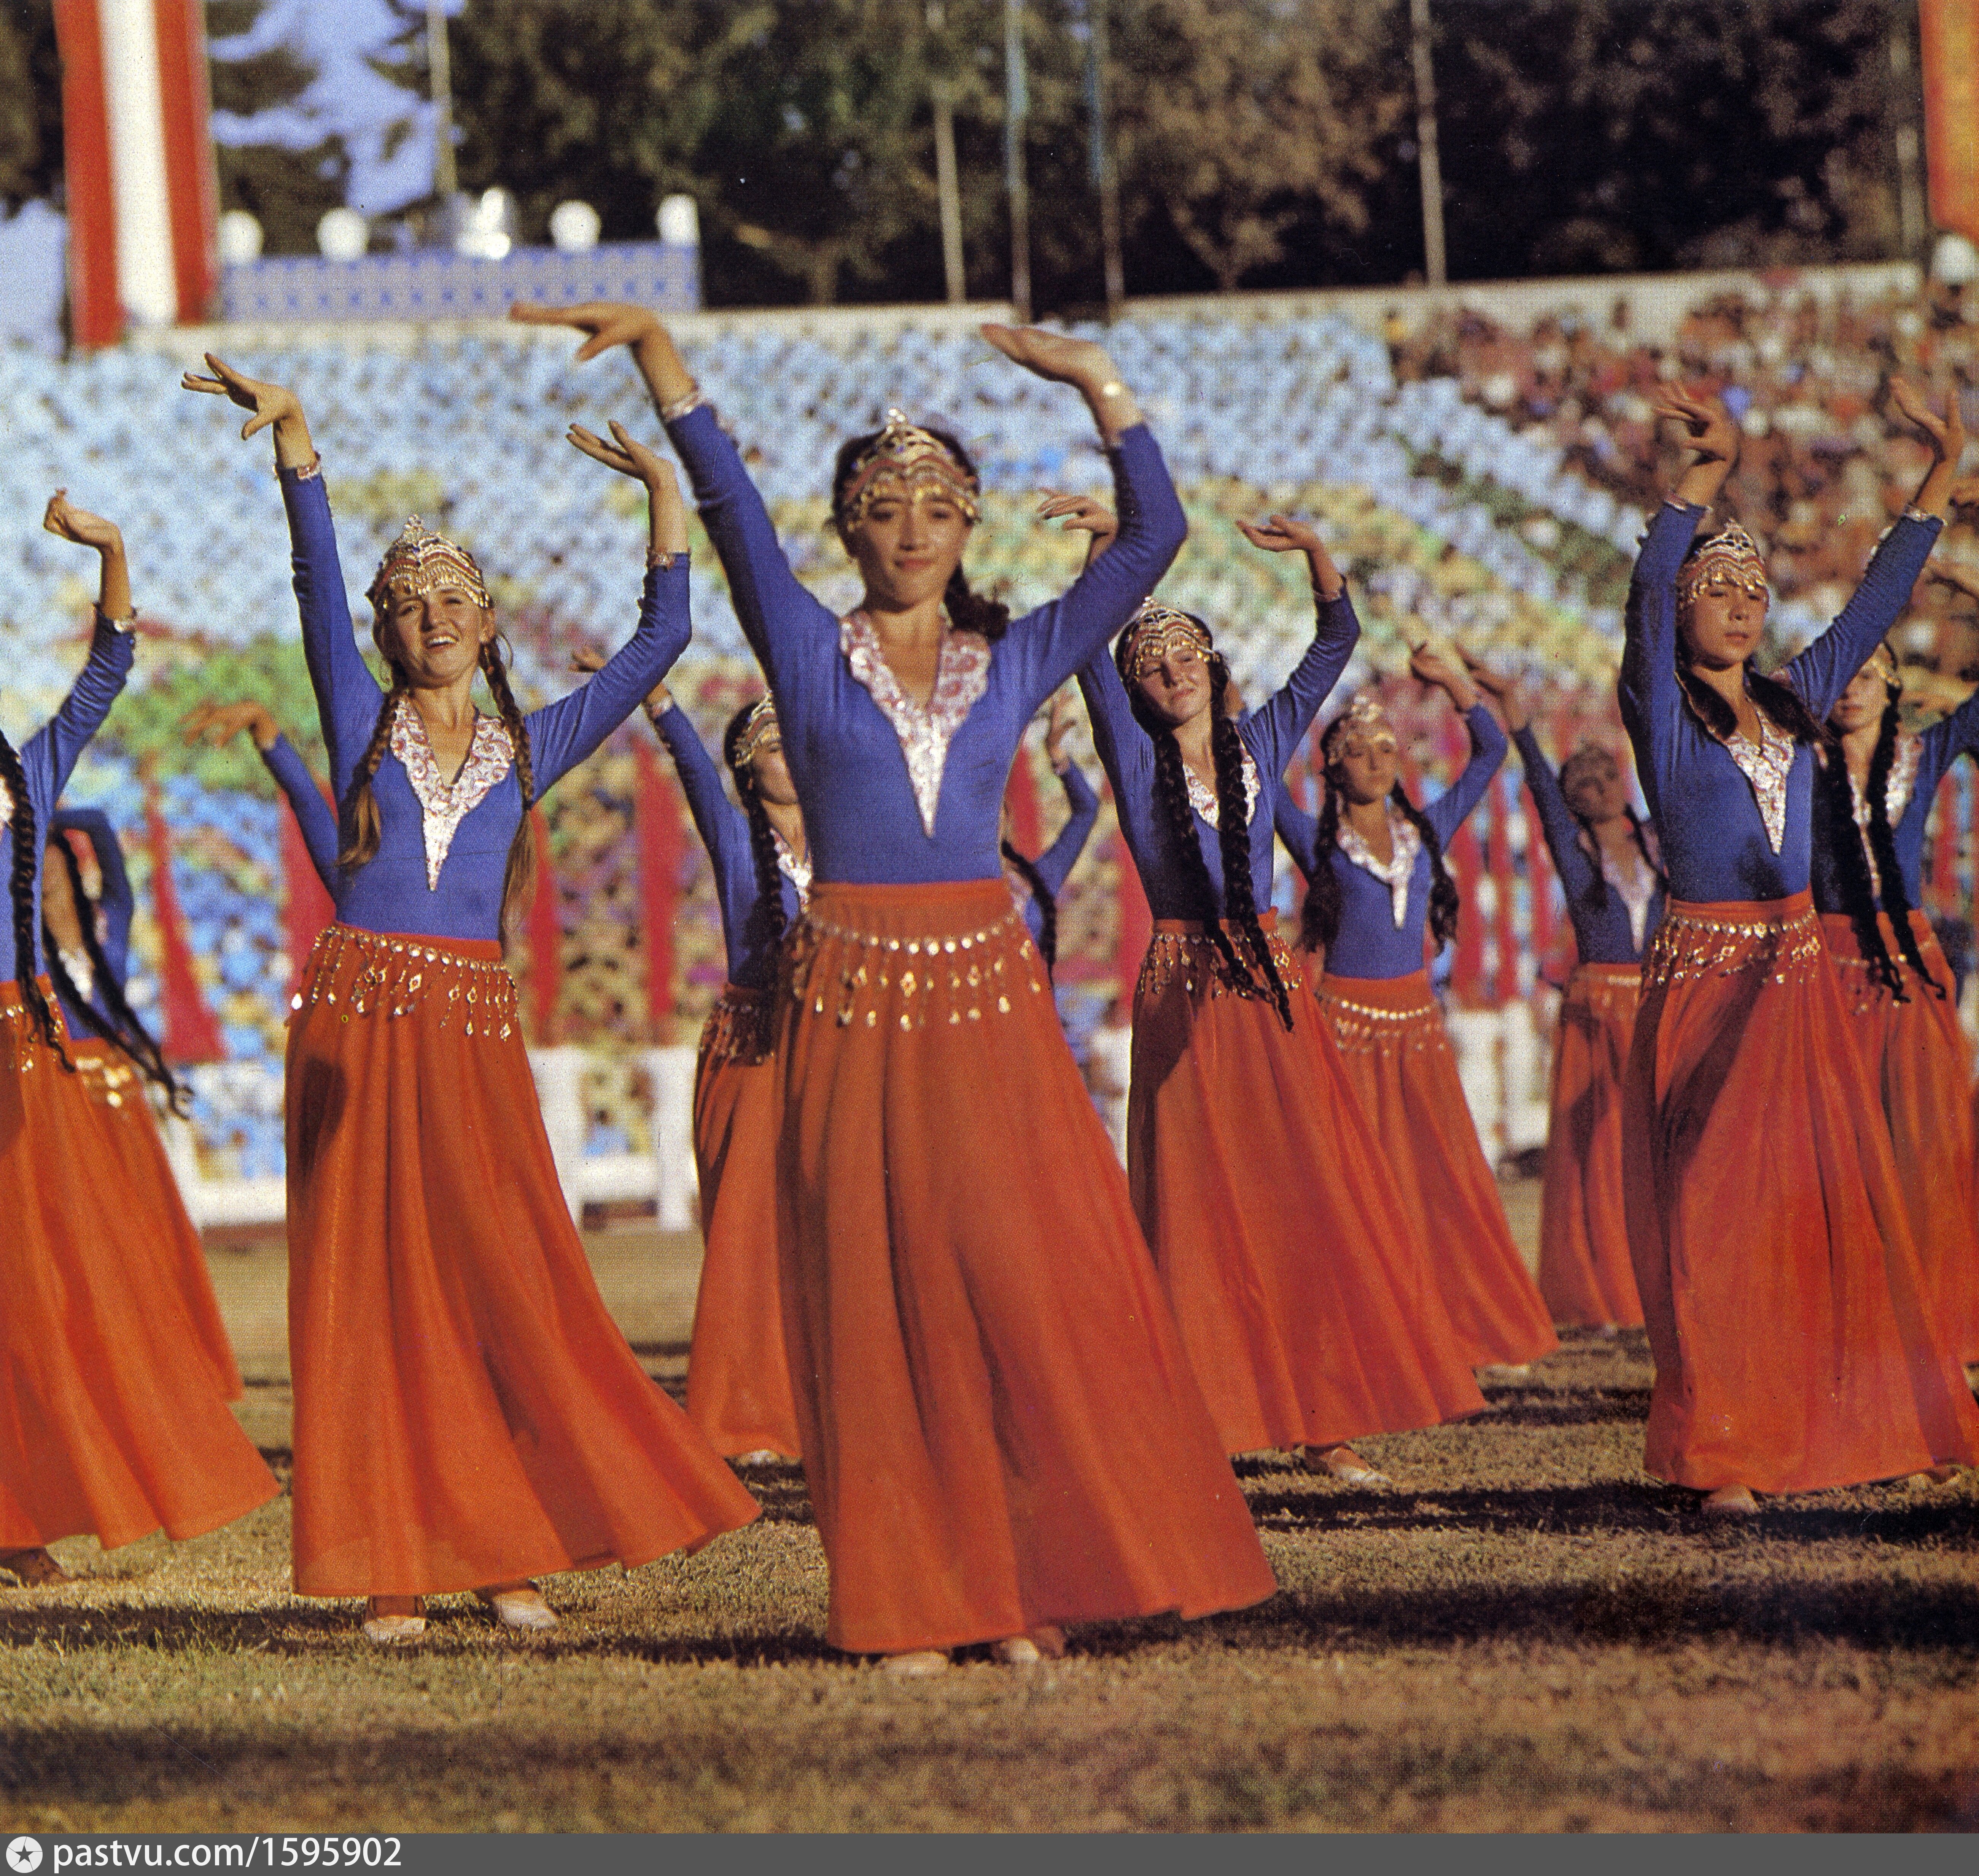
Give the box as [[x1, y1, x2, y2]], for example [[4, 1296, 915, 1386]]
[[208, 0, 350, 256]]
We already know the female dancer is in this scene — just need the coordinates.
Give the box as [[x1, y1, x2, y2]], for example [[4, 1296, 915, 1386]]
[[515, 297, 1275, 1673], [624, 671, 807, 1463], [2, 494, 277, 1587], [181, 700, 340, 889], [1054, 498, 1484, 1474], [183, 357, 759, 1641], [1002, 690, 1099, 975], [1810, 640, 1979, 1371], [1620, 382, 1977, 1512], [1279, 653, 1559, 1377], [1500, 690, 1661, 1334], [41, 806, 244, 1399]]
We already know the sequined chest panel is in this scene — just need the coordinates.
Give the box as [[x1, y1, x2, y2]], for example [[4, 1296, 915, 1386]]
[[388, 698, 516, 889], [838, 610, 991, 838]]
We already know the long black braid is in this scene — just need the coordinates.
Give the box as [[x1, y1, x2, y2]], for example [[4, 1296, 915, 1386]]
[[42, 834, 187, 1111], [0, 731, 71, 1066], [723, 703, 792, 961], [1123, 639, 1294, 1030], [1814, 691, 1942, 1001], [1000, 840, 1058, 973]]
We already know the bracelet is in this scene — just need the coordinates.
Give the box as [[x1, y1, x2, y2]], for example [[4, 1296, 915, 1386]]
[[1902, 504, 1937, 526], [646, 547, 681, 570], [95, 604, 136, 634], [657, 386, 705, 423], [281, 453, 322, 482]]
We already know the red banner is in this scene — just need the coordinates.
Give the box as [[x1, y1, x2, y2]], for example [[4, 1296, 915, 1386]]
[[1922, 0, 1979, 243], [635, 741, 684, 1041], [524, 806, 562, 1045], [145, 795, 224, 1064], [280, 781, 336, 998]]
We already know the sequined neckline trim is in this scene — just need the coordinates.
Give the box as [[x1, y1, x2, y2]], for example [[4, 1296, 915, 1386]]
[[1723, 710, 1795, 856], [1846, 732, 1923, 899], [0, 782, 12, 831], [772, 825, 812, 904], [1609, 846, 1658, 952], [1336, 803, 1421, 928], [1184, 747, 1262, 831], [388, 696, 515, 890], [839, 609, 991, 838]]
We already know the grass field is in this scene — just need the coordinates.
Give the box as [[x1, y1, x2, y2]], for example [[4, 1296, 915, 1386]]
[[3, 1183, 1977, 1834]]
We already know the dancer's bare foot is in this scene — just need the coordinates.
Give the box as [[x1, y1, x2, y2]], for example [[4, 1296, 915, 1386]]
[[476, 1580, 558, 1632], [879, 1649, 951, 1677], [990, 1625, 1067, 1666], [362, 1595, 426, 1643], [1701, 1485, 1758, 1516], [1303, 1444, 1392, 1485], [0, 1548, 69, 1585], [1476, 1363, 1533, 1384]]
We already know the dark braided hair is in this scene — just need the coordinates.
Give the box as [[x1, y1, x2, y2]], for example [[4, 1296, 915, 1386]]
[[338, 622, 536, 944], [1814, 682, 1942, 1002], [830, 424, 1010, 641], [1000, 840, 1058, 973], [42, 833, 187, 1112], [1558, 747, 1667, 927], [1119, 623, 1294, 1030], [0, 731, 71, 1066], [723, 701, 792, 960], [1300, 717, 1461, 959]]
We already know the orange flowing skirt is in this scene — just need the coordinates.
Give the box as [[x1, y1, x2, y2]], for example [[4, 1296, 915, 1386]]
[[1313, 971, 1559, 1368], [0, 983, 275, 1552], [1622, 894, 1979, 1493], [285, 926, 760, 1597], [776, 881, 1276, 1656], [686, 986, 802, 1459], [67, 1039, 243, 1399], [1537, 963, 1647, 1331], [1823, 913, 1979, 1365], [1129, 921, 1483, 1455]]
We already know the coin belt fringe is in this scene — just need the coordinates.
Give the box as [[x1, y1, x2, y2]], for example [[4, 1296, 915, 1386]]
[[1310, 983, 1444, 1054], [1136, 927, 1306, 1003], [699, 984, 777, 1067], [288, 924, 519, 1039], [1639, 901, 1824, 993], [786, 903, 1045, 1031]]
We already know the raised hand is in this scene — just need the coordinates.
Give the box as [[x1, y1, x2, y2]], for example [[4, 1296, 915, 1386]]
[[180, 353, 302, 438], [1948, 472, 1979, 512], [979, 324, 1117, 390], [1237, 512, 1344, 599], [569, 649, 607, 675], [1891, 377, 1971, 519], [42, 490, 122, 555], [1459, 650, 1528, 733], [1653, 388, 1739, 466], [1044, 687, 1077, 768], [568, 421, 676, 489], [181, 699, 279, 752], [1409, 637, 1481, 712], [1037, 489, 1118, 538], [509, 300, 662, 364]]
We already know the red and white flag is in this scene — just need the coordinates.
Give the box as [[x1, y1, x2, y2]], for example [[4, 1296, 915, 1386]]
[[55, 0, 219, 346]]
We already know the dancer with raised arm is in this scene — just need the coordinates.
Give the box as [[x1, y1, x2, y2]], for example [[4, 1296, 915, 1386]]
[[182, 699, 340, 889], [1051, 493, 1484, 1477], [1619, 381, 1977, 1513], [1279, 652, 1559, 1378], [1495, 675, 1660, 1335], [2, 494, 276, 1589], [514, 298, 1273, 1674], [1001, 689, 1099, 977], [42, 805, 243, 1399], [183, 357, 758, 1642], [1810, 631, 1979, 1372], [607, 662, 806, 1463]]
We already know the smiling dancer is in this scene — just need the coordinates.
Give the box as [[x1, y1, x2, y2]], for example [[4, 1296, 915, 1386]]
[[1619, 381, 1977, 1512], [514, 298, 1274, 1674], [2, 493, 276, 1589], [184, 356, 758, 1642], [1280, 653, 1559, 1379]]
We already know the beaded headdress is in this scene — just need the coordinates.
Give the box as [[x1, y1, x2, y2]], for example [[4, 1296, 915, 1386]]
[[1860, 640, 1901, 692], [834, 409, 982, 534], [1321, 691, 1397, 762], [367, 515, 491, 617], [1116, 599, 1215, 682], [1675, 521, 1768, 607], [732, 695, 782, 768]]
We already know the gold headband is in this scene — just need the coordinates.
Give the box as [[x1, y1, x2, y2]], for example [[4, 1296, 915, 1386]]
[[1117, 599, 1214, 681], [1322, 691, 1396, 760], [733, 696, 781, 768], [1860, 641, 1901, 691], [1676, 521, 1768, 606], [835, 409, 981, 533], [367, 515, 491, 615]]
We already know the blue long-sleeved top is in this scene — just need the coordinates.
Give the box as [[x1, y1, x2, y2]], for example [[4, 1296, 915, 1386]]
[[281, 463, 688, 940], [1012, 760, 1101, 947], [1510, 726, 1664, 965], [0, 616, 134, 986], [1619, 500, 1941, 905], [46, 805, 133, 1033], [652, 701, 801, 989], [1275, 704, 1508, 979], [261, 732, 340, 891], [662, 402, 1185, 883], [1810, 686, 1979, 916], [1076, 593, 1361, 920]]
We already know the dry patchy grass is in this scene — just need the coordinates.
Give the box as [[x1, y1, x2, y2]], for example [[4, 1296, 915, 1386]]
[[3, 1187, 1976, 1833]]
